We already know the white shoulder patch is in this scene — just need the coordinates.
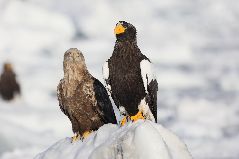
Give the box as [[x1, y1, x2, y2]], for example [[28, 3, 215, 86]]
[[140, 59, 156, 94], [103, 61, 109, 80], [102, 61, 111, 94]]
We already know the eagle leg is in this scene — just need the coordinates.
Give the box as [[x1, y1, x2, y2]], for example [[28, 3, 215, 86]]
[[130, 111, 145, 122], [71, 133, 80, 143], [81, 130, 92, 140], [120, 116, 128, 126]]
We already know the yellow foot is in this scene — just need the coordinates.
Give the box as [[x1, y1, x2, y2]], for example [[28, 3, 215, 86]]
[[120, 116, 128, 126], [81, 130, 92, 140], [130, 111, 145, 122], [71, 133, 80, 143]]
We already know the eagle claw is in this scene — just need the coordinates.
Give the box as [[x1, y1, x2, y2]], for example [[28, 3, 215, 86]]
[[81, 130, 92, 140], [120, 111, 145, 126], [71, 133, 80, 143], [130, 111, 145, 122], [120, 116, 128, 126]]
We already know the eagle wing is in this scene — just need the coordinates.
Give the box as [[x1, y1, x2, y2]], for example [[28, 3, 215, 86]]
[[93, 78, 117, 124], [57, 79, 70, 118], [102, 61, 121, 112], [140, 59, 158, 122], [146, 79, 158, 122], [14, 77, 20, 94]]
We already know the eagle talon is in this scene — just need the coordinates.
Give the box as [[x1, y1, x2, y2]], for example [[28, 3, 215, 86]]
[[81, 131, 92, 140], [130, 111, 145, 122], [71, 133, 80, 143], [120, 116, 129, 126]]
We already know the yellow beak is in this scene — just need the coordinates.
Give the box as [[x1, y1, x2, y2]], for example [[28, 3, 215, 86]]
[[114, 23, 126, 35]]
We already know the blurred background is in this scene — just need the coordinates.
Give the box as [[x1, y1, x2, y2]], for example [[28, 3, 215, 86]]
[[0, 0, 238, 158]]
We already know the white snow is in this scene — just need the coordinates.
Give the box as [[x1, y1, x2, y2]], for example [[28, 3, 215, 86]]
[[34, 121, 192, 159]]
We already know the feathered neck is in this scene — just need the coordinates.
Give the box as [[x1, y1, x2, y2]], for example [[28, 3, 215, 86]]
[[113, 40, 140, 58], [115, 39, 137, 48], [63, 64, 90, 97]]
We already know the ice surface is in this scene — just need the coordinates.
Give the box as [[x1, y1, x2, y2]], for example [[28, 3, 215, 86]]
[[35, 121, 192, 159]]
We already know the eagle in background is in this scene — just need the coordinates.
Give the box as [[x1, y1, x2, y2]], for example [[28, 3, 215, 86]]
[[57, 48, 117, 142], [0, 62, 21, 101], [103, 21, 158, 125]]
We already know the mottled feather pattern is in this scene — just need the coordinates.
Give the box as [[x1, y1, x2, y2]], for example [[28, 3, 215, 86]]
[[57, 80, 71, 119], [57, 48, 117, 135]]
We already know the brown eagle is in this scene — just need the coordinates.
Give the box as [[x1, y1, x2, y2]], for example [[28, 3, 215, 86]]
[[0, 62, 21, 101], [57, 48, 117, 142], [103, 21, 158, 125]]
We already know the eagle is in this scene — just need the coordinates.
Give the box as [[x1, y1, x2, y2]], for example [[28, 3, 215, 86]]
[[0, 62, 21, 101], [57, 48, 117, 142], [103, 21, 158, 125]]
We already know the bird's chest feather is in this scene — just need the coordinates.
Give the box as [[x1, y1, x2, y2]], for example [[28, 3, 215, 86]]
[[111, 54, 140, 78], [109, 52, 145, 96], [78, 82, 96, 104], [63, 81, 96, 113]]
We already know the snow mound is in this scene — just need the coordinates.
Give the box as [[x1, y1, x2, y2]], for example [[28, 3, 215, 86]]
[[35, 120, 192, 159]]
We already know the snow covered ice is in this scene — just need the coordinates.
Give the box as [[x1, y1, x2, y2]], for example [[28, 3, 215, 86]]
[[35, 121, 192, 159], [0, 0, 239, 159]]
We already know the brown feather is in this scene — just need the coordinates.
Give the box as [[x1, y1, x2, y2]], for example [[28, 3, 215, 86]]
[[57, 48, 117, 135], [0, 63, 20, 101]]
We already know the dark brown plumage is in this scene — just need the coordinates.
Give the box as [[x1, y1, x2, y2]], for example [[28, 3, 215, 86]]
[[0, 63, 20, 101], [57, 48, 117, 138], [108, 43, 148, 116], [103, 21, 158, 123]]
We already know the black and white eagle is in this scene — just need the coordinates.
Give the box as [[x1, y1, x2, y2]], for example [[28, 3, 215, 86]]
[[57, 48, 117, 142], [103, 21, 158, 125]]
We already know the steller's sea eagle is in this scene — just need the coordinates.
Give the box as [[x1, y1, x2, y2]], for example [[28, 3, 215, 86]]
[[103, 21, 158, 125]]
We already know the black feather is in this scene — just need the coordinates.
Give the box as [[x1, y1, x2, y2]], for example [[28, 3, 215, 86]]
[[146, 79, 158, 122], [107, 21, 158, 122], [93, 78, 117, 124]]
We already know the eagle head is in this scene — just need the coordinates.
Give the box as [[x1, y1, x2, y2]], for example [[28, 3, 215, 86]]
[[3, 62, 13, 72], [63, 48, 87, 81], [114, 21, 137, 42]]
